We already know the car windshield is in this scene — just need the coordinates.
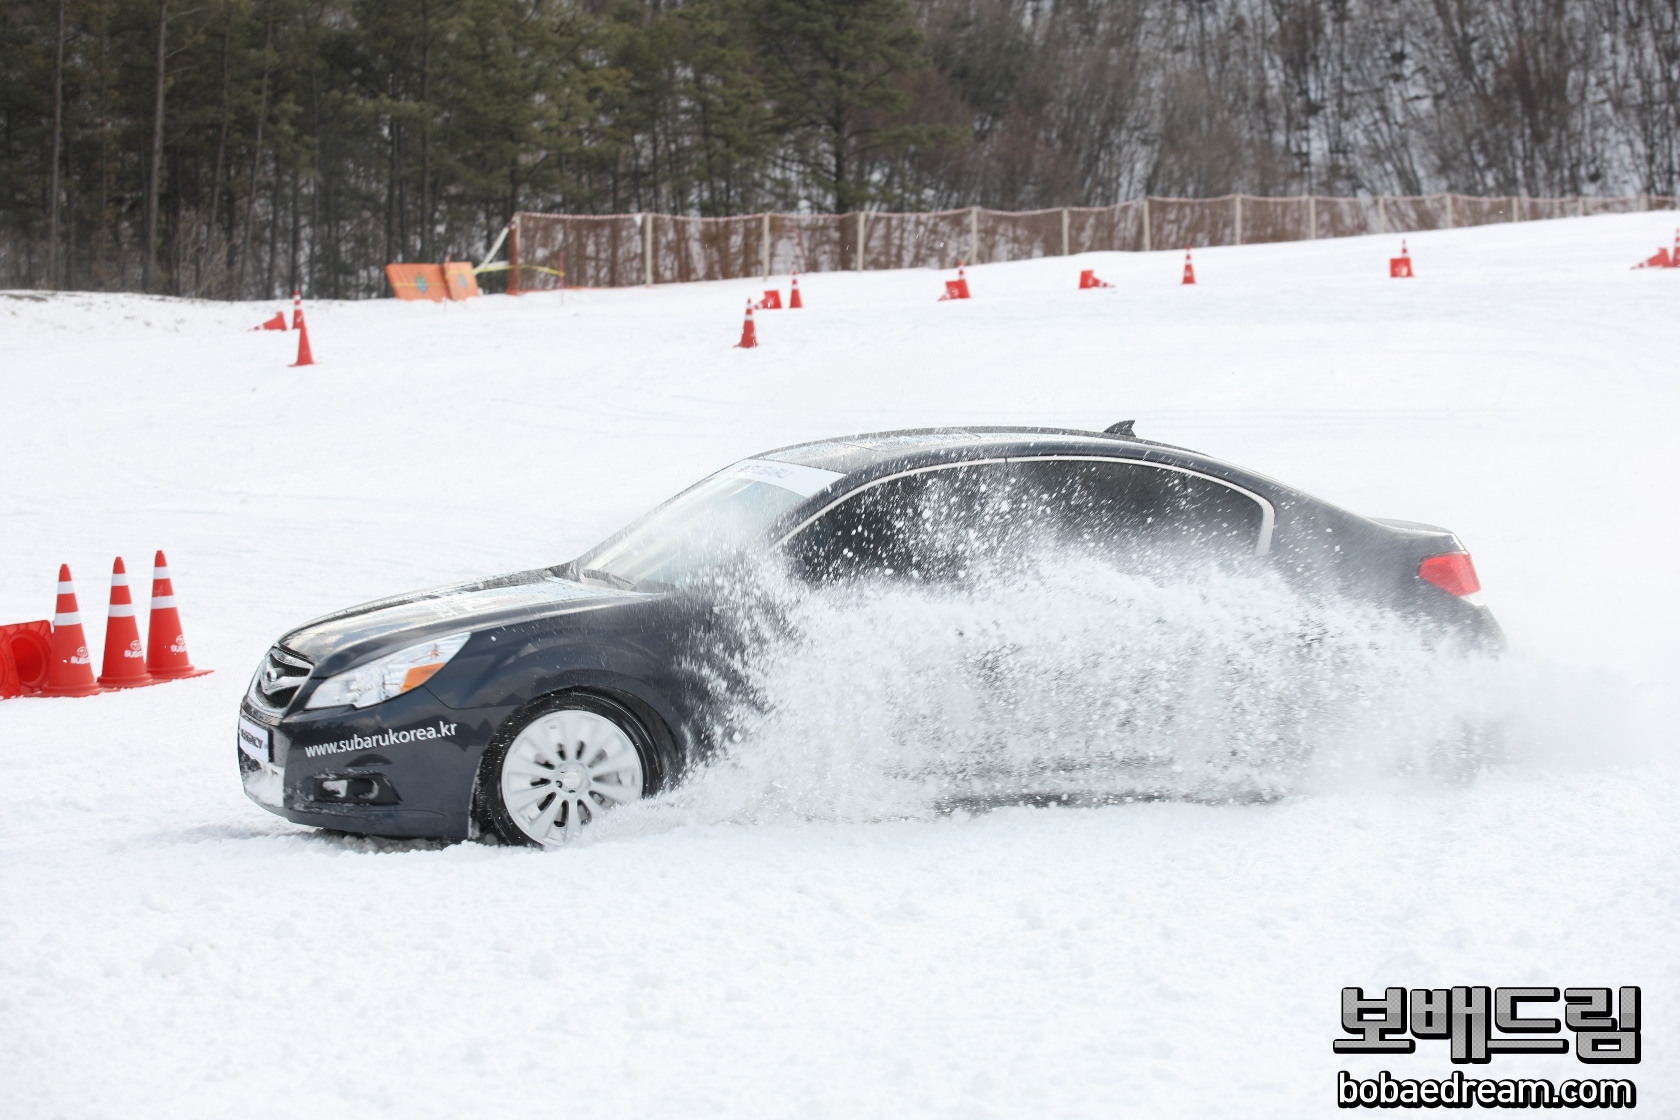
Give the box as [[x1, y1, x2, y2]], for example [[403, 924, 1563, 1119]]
[[574, 459, 845, 591]]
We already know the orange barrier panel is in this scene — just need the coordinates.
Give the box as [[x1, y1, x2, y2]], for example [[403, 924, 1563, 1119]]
[[387, 262, 483, 300], [386, 264, 449, 301], [444, 263, 481, 300]]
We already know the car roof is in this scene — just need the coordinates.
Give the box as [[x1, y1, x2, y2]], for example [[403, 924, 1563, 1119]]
[[757, 425, 1199, 478]]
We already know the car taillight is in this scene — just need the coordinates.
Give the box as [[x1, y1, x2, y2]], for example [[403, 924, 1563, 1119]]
[[1419, 552, 1483, 603]]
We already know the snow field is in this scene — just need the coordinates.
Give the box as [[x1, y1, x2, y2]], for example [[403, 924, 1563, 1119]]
[[1, 213, 1678, 1117]]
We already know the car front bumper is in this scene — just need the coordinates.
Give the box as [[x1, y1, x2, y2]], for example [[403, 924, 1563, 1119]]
[[238, 686, 512, 839]]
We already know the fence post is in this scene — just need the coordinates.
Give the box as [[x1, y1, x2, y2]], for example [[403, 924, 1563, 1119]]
[[508, 216, 521, 295], [1142, 198, 1151, 253], [1377, 195, 1385, 235], [644, 213, 654, 286], [1061, 207, 1069, 256], [1511, 196, 1519, 222], [857, 211, 866, 271], [1234, 194, 1242, 246], [1443, 194, 1454, 229], [762, 212, 770, 279], [1308, 195, 1316, 240], [1577, 196, 1585, 218], [969, 206, 979, 264]]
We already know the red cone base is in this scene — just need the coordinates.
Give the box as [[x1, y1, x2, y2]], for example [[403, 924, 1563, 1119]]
[[256, 311, 287, 331], [1079, 269, 1113, 289]]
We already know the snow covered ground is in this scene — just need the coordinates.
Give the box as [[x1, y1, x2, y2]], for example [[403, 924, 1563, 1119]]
[[2, 214, 1677, 1117]]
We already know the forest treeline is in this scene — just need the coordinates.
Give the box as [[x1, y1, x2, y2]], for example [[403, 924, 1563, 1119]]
[[4, 0, 1678, 299]]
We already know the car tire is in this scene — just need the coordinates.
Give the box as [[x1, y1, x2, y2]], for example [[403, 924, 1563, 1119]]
[[475, 692, 662, 847]]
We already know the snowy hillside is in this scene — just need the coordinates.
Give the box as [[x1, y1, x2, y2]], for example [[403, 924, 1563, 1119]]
[[2, 214, 1677, 1117]]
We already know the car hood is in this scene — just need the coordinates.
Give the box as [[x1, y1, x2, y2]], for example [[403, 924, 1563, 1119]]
[[280, 568, 633, 671]]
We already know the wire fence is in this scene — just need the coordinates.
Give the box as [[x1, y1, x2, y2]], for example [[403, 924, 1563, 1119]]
[[509, 193, 1680, 291]]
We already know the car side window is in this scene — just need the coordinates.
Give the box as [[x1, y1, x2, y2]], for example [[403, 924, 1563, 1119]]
[[1020, 459, 1264, 561], [788, 465, 996, 584], [787, 459, 1265, 584]]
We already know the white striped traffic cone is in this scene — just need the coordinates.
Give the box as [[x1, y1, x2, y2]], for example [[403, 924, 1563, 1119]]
[[98, 557, 155, 689], [144, 551, 211, 680], [290, 292, 315, 366], [735, 300, 759, 348], [42, 564, 102, 697]]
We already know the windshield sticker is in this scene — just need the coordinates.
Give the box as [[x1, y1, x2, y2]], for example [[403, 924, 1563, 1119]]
[[725, 459, 845, 498]]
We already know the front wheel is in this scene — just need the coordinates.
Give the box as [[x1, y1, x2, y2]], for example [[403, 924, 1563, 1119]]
[[477, 693, 656, 846]]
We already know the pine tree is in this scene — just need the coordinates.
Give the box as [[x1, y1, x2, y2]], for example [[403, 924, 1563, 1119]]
[[749, 0, 932, 213]]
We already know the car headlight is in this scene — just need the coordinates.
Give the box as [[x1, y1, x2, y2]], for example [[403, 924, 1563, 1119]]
[[305, 632, 472, 710]]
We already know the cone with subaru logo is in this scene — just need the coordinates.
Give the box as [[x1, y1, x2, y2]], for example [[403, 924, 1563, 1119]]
[[98, 557, 156, 689], [144, 551, 212, 680], [42, 564, 102, 697]]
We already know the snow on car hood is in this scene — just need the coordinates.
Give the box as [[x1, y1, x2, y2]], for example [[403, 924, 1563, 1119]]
[[280, 569, 630, 665]]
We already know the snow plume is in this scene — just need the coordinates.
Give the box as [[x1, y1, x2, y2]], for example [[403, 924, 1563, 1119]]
[[586, 556, 1647, 837]]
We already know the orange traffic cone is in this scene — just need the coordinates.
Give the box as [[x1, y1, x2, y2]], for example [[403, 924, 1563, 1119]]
[[755, 289, 782, 310], [789, 272, 804, 309], [144, 551, 211, 680], [42, 565, 102, 697], [98, 557, 155, 689], [1653, 228, 1680, 268], [1181, 247, 1196, 285], [254, 311, 287, 331], [1390, 240, 1414, 278], [291, 295, 315, 367], [939, 263, 971, 301], [735, 300, 759, 348], [1631, 248, 1670, 269], [1079, 269, 1113, 289]]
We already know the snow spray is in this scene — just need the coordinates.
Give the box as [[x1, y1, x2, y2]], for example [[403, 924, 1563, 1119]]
[[591, 556, 1654, 837]]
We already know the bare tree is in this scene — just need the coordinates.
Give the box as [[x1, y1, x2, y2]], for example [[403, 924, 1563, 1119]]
[[143, 0, 168, 292]]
